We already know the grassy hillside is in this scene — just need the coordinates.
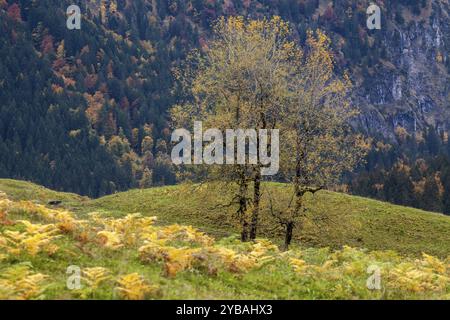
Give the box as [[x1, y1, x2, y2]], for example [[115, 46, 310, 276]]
[[1, 179, 449, 258], [0, 181, 449, 300], [0, 179, 87, 206]]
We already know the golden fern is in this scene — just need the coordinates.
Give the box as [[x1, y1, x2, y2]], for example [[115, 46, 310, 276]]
[[0, 265, 48, 300], [97, 231, 123, 249], [116, 273, 158, 300], [82, 267, 111, 289]]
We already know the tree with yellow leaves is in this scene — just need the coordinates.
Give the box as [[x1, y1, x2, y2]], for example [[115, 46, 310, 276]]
[[171, 16, 299, 241], [271, 30, 367, 250]]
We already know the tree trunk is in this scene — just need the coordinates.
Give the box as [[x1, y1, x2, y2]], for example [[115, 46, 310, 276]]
[[241, 220, 249, 242], [283, 222, 294, 251], [238, 169, 249, 242], [249, 170, 261, 240]]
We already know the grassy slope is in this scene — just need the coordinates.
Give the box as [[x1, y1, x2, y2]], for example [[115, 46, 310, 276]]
[[1, 179, 449, 257], [0, 179, 449, 300], [0, 179, 87, 206]]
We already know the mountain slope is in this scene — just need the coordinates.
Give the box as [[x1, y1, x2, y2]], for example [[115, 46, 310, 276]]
[[1, 179, 449, 257]]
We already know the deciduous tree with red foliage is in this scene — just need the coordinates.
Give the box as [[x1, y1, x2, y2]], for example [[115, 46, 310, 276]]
[[41, 35, 54, 55], [7, 3, 22, 22]]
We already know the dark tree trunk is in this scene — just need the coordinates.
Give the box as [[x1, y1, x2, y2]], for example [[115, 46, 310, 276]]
[[283, 222, 294, 251], [241, 220, 249, 242], [238, 169, 249, 242], [250, 170, 261, 240]]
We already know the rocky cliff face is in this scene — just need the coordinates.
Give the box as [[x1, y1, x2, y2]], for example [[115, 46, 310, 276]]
[[354, 0, 449, 139]]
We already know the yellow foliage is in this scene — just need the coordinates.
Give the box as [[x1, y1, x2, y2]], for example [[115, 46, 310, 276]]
[[91, 213, 157, 247], [0, 198, 64, 257], [21, 233, 59, 256], [0, 265, 48, 300], [83, 267, 111, 289], [290, 258, 307, 273], [201, 242, 274, 273], [388, 254, 449, 293], [97, 231, 123, 250], [163, 247, 199, 277], [0, 198, 12, 212], [2, 227, 60, 256], [155, 224, 214, 246], [421, 253, 446, 274], [0, 235, 7, 247], [138, 242, 168, 263], [18, 220, 59, 235], [139, 237, 276, 276], [116, 273, 158, 300], [12, 201, 82, 233], [139, 243, 199, 277], [288, 246, 450, 296]]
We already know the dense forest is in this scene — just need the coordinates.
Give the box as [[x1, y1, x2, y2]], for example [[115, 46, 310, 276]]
[[0, 0, 449, 215], [350, 127, 450, 215]]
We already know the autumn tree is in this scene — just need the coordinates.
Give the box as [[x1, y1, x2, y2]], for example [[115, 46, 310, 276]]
[[139, 167, 153, 188], [7, 3, 21, 22], [272, 30, 366, 250], [171, 16, 296, 241], [420, 175, 442, 212]]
